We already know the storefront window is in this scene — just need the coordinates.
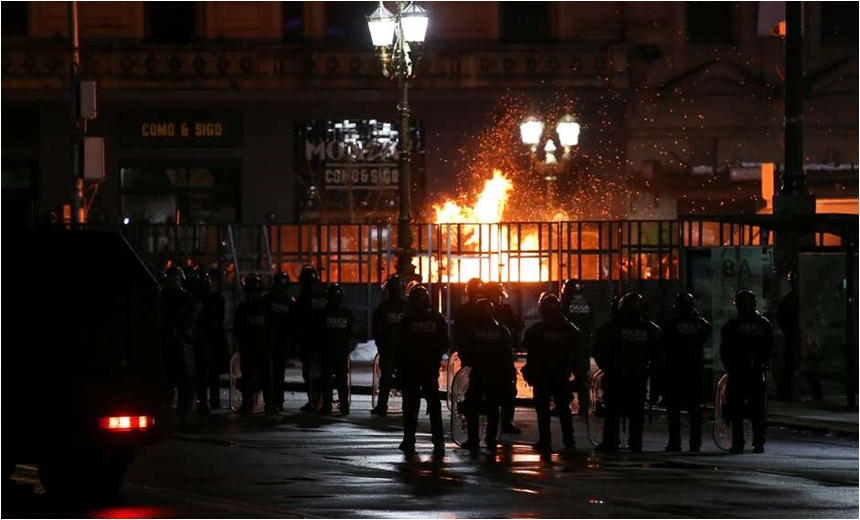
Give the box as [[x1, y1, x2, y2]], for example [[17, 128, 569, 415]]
[[282, 1, 304, 43], [501, 2, 550, 44], [325, 2, 370, 44], [120, 161, 239, 224], [1, 160, 34, 226]]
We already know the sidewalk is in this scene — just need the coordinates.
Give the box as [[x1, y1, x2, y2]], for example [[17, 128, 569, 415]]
[[238, 361, 858, 436]]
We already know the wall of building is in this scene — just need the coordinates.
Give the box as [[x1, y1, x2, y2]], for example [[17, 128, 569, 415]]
[[3, 1, 857, 225]]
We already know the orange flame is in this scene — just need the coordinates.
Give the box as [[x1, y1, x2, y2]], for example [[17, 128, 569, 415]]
[[424, 170, 549, 283]]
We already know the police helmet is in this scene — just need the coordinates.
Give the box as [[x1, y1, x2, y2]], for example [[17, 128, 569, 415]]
[[733, 289, 757, 313], [538, 291, 562, 317], [273, 272, 290, 291], [243, 273, 263, 294], [384, 274, 404, 300], [164, 265, 185, 280], [466, 278, 484, 300], [620, 292, 645, 318], [327, 283, 344, 306], [164, 265, 185, 288], [561, 278, 583, 297], [487, 282, 507, 302], [474, 298, 495, 322], [674, 292, 697, 315], [610, 294, 624, 318], [197, 269, 212, 291], [409, 285, 432, 310], [182, 266, 200, 291], [405, 279, 420, 298], [299, 264, 318, 285]]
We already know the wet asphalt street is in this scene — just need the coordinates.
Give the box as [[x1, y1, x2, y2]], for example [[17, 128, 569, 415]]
[[4, 392, 858, 519]]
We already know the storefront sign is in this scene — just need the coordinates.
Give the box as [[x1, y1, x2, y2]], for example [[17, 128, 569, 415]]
[[121, 112, 242, 147], [294, 119, 425, 221]]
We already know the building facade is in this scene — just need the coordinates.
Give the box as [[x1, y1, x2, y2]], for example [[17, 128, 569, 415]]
[[2, 1, 857, 226]]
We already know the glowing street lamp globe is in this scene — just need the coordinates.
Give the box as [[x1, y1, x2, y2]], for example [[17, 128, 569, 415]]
[[519, 117, 544, 148], [367, 2, 396, 47], [556, 114, 580, 148], [401, 2, 429, 43]]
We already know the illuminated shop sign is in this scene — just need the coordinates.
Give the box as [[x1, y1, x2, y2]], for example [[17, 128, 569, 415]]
[[295, 119, 425, 220], [296, 119, 423, 191], [121, 112, 242, 147]]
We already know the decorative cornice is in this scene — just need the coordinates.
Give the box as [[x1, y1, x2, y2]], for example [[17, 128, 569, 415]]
[[1, 43, 628, 90]]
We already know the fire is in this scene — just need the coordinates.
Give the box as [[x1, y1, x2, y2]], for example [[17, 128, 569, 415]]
[[434, 170, 512, 226], [425, 170, 549, 283]]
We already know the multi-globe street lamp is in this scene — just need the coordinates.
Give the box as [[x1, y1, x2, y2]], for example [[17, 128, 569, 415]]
[[367, 1, 428, 281], [520, 114, 581, 210]]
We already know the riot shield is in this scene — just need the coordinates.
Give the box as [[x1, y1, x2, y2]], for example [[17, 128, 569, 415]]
[[713, 373, 758, 451], [307, 361, 325, 412], [330, 357, 352, 413], [450, 367, 472, 446], [587, 369, 605, 447], [446, 351, 462, 411], [229, 351, 265, 413], [371, 353, 402, 414]]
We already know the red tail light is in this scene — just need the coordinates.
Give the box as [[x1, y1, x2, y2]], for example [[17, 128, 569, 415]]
[[99, 416, 155, 431]]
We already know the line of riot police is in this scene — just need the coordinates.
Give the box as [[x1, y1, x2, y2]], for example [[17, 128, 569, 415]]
[[161, 266, 229, 417], [161, 263, 773, 455], [160, 264, 355, 417]]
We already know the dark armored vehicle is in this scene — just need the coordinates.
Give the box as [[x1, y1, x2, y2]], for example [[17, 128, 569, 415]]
[[3, 228, 167, 497]]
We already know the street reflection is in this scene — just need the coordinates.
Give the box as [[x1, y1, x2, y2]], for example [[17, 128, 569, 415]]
[[94, 507, 165, 519], [511, 487, 541, 495]]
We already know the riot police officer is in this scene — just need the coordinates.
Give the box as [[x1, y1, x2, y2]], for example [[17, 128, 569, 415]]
[[371, 275, 410, 416], [192, 269, 228, 412], [487, 282, 524, 434], [521, 292, 581, 452], [233, 273, 269, 413], [398, 285, 449, 454], [561, 279, 594, 417], [594, 293, 661, 453], [593, 294, 623, 448], [321, 284, 353, 415], [661, 293, 712, 452], [720, 290, 773, 453], [295, 265, 328, 413], [264, 272, 295, 414], [162, 266, 196, 415], [460, 299, 513, 452]]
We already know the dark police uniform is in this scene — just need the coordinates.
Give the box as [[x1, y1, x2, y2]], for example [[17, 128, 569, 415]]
[[264, 291, 295, 412], [661, 313, 711, 451], [595, 314, 660, 452], [720, 313, 773, 452], [561, 291, 594, 415], [162, 283, 196, 414], [234, 297, 270, 412], [460, 319, 512, 449], [322, 302, 353, 414], [371, 297, 410, 411], [193, 284, 228, 411], [522, 316, 581, 449], [495, 303, 525, 430], [398, 307, 449, 449], [295, 281, 328, 409]]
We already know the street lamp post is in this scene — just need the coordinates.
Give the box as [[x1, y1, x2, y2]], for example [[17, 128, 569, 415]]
[[519, 114, 580, 211], [367, 1, 428, 281]]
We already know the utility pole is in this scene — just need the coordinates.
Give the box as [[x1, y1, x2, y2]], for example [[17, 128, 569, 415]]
[[69, 1, 85, 226], [774, 1, 815, 214]]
